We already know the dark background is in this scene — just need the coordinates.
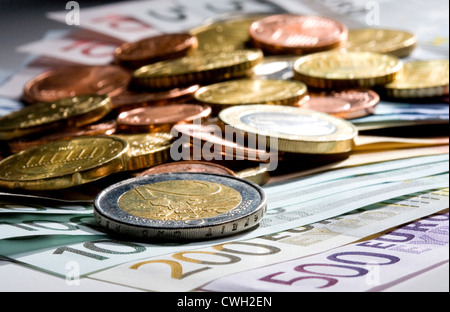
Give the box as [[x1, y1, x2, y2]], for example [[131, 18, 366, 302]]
[[0, 0, 125, 71]]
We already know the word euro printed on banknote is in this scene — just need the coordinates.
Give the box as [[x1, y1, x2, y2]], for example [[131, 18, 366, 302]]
[[203, 212, 450, 292]]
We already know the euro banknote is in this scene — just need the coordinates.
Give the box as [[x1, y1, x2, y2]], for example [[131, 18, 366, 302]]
[[89, 190, 449, 292], [1, 157, 448, 277], [203, 213, 449, 292]]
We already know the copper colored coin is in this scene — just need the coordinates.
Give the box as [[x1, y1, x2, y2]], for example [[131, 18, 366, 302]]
[[302, 90, 380, 119], [137, 161, 236, 177], [249, 14, 348, 55], [23, 66, 132, 104], [114, 33, 198, 69], [8, 120, 117, 153], [117, 104, 212, 133], [172, 123, 275, 163], [110, 85, 199, 112]]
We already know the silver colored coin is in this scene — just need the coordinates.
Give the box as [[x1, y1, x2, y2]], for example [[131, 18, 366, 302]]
[[94, 173, 267, 241]]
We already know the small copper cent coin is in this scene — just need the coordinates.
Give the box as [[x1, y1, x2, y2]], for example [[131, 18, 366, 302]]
[[138, 161, 236, 177], [114, 33, 198, 69], [23, 65, 131, 103], [172, 123, 276, 163], [249, 14, 348, 55], [302, 90, 380, 119], [117, 104, 212, 133]]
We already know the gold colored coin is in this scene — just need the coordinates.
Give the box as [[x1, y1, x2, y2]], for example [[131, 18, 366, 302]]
[[190, 15, 268, 53], [384, 60, 450, 98], [219, 104, 358, 154], [345, 29, 417, 58], [118, 180, 242, 221], [0, 95, 112, 141], [132, 49, 264, 90], [236, 165, 270, 186], [0, 136, 128, 190], [293, 50, 403, 89], [114, 133, 173, 171], [195, 79, 308, 113]]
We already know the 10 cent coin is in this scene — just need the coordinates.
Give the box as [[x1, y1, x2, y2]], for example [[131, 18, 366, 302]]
[[131, 49, 264, 90], [195, 79, 308, 113], [293, 50, 403, 89]]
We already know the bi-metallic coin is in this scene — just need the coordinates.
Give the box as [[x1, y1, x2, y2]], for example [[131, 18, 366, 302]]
[[219, 104, 358, 154], [94, 173, 267, 241]]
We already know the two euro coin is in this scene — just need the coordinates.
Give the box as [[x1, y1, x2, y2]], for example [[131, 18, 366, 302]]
[[94, 173, 267, 241]]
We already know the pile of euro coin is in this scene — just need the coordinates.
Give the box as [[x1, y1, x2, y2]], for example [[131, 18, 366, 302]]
[[0, 14, 448, 241]]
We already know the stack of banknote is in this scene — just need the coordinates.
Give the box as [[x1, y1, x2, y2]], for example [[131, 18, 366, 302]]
[[0, 0, 448, 292]]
